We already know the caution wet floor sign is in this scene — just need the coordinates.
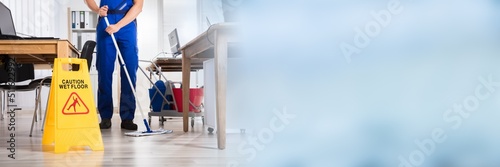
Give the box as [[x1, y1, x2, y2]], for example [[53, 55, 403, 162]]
[[42, 58, 103, 153]]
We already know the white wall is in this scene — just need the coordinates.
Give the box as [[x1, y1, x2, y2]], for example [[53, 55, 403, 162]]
[[199, 0, 225, 31], [162, 0, 199, 48], [134, 0, 161, 110], [1, 0, 71, 38]]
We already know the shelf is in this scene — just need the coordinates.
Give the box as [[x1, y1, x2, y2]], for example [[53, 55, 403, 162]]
[[72, 28, 96, 32]]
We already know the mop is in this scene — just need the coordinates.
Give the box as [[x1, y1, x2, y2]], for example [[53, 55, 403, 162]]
[[104, 17, 173, 137]]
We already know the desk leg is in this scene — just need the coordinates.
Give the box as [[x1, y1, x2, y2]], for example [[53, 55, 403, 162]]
[[57, 41, 71, 70], [57, 41, 70, 58], [182, 55, 191, 132], [215, 33, 228, 150]]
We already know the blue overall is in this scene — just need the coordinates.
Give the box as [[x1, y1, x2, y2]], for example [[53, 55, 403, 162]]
[[96, 0, 138, 121]]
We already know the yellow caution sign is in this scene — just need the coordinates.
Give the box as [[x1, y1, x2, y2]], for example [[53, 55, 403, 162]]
[[42, 58, 104, 153]]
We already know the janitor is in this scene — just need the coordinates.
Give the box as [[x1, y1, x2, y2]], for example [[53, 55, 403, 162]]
[[84, 0, 143, 130]]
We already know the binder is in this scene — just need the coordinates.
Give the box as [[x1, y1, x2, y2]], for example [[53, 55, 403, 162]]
[[85, 33, 96, 46], [88, 13, 96, 29], [80, 33, 88, 49], [80, 11, 85, 29], [75, 11, 80, 29], [71, 11, 76, 28], [71, 33, 78, 47], [81, 33, 96, 48], [88, 33, 96, 43], [77, 34, 82, 50], [88, 33, 97, 52], [85, 11, 90, 29]]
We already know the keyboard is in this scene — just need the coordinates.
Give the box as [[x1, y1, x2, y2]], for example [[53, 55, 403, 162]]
[[22, 37, 59, 40], [0, 35, 58, 40]]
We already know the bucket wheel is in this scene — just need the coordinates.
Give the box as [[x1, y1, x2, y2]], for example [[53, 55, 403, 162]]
[[208, 127, 214, 134], [191, 116, 195, 128]]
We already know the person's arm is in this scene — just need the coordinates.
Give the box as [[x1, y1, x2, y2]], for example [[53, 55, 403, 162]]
[[105, 0, 144, 34], [84, 0, 99, 12], [84, 0, 108, 17]]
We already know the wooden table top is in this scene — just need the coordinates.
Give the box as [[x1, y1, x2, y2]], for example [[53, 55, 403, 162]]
[[149, 58, 209, 72], [0, 39, 79, 64]]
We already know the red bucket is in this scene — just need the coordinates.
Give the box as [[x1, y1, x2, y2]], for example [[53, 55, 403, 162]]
[[172, 88, 203, 112]]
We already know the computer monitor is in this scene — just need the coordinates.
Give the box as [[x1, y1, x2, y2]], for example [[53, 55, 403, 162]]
[[0, 2, 16, 36], [168, 29, 181, 57]]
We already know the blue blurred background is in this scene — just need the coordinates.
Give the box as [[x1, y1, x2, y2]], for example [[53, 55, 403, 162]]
[[228, 0, 500, 166]]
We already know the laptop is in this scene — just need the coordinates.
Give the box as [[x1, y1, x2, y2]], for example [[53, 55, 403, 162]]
[[168, 29, 181, 57], [0, 2, 57, 40]]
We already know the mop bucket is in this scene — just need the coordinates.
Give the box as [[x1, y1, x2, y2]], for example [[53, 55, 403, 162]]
[[172, 87, 203, 112], [148, 81, 173, 112]]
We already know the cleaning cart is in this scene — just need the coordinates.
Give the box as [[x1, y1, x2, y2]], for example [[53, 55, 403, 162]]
[[138, 60, 204, 128]]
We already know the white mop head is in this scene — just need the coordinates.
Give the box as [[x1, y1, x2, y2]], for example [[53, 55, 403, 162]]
[[125, 129, 173, 137]]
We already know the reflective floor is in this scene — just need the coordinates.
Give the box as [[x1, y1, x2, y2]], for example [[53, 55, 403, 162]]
[[0, 111, 244, 167]]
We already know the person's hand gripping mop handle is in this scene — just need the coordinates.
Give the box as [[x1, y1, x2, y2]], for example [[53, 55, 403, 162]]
[[104, 17, 152, 133]]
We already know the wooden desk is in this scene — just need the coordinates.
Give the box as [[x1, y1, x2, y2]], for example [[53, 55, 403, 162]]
[[0, 40, 79, 67], [150, 58, 205, 72], [181, 23, 236, 150], [0, 39, 78, 120]]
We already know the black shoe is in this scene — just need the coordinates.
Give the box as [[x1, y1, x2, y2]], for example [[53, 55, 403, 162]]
[[121, 120, 138, 130], [100, 119, 112, 129]]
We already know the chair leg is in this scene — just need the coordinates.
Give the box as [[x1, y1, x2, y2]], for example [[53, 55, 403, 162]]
[[41, 87, 50, 132], [39, 97, 42, 121], [0, 90, 4, 120], [34, 88, 38, 122], [1, 90, 6, 120], [42, 108, 47, 132], [29, 105, 38, 137], [30, 88, 41, 137], [37, 86, 43, 121]]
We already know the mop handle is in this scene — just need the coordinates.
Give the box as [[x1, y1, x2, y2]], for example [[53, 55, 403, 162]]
[[104, 17, 152, 132]]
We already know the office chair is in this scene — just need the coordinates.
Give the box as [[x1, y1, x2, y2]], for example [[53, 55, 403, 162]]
[[29, 40, 96, 137], [0, 57, 36, 120]]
